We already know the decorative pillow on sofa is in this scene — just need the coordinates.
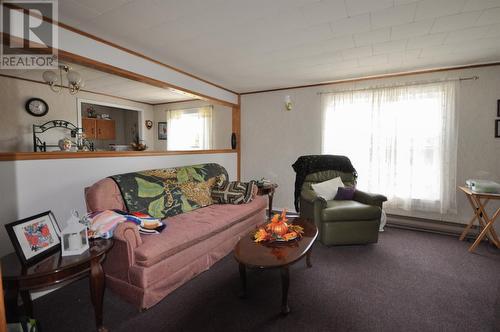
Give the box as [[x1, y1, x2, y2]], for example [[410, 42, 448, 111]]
[[311, 176, 344, 200], [334, 187, 356, 200], [211, 181, 257, 204]]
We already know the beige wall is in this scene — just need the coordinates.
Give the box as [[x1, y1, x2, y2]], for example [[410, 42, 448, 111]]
[[241, 65, 500, 226], [0, 76, 154, 151], [153, 100, 232, 150]]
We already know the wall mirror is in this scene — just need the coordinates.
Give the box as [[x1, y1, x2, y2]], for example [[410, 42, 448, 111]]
[[0, 61, 234, 152]]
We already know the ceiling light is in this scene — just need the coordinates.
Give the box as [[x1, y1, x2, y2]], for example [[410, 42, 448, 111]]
[[42, 64, 84, 95]]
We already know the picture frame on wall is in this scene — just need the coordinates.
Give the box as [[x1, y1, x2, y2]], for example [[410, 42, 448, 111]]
[[5, 211, 61, 265], [497, 100, 500, 117], [496, 120, 500, 138], [158, 122, 167, 140]]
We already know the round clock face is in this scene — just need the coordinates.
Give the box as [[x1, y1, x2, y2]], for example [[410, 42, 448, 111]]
[[25, 98, 49, 117]]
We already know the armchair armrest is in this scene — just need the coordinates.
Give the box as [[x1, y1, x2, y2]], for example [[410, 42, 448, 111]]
[[299, 189, 327, 228], [353, 190, 387, 208], [301, 188, 327, 206]]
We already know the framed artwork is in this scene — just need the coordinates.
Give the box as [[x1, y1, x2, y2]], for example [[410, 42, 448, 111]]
[[496, 120, 500, 138], [158, 122, 167, 140], [5, 211, 61, 265], [497, 100, 500, 117]]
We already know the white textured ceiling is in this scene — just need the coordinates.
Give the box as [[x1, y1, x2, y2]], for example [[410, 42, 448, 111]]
[[1, 63, 194, 104], [57, 0, 500, 92]]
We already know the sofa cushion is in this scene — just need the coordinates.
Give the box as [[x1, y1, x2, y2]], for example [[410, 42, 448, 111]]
[[211, 181, 257, 204], [134, 195, 267, 267], [322, 200, 381, 222]]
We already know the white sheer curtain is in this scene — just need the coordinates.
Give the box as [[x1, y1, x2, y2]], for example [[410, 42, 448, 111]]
[[166, 106, 213, 150], [322, 82, 458, 214]]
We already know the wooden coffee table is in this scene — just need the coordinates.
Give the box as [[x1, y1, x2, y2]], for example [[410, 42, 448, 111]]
[[234, 217, 318, 314]]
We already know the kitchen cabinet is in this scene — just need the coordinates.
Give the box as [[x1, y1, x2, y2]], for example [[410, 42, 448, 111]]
[[82, 118, 116, 140]]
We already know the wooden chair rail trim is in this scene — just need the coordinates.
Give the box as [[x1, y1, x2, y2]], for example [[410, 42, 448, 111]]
[[0, 150, 237, 161]]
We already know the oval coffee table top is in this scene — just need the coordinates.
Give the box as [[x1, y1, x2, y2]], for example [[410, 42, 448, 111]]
[[234, 217, 318, 268]]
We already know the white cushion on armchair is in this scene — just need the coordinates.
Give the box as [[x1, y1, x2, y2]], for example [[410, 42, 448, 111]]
[[311, 177, 345, 201]]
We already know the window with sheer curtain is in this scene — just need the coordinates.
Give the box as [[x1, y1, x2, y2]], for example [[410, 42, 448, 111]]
[[321, 82, 458, 214], [166, 106, 213, 150]]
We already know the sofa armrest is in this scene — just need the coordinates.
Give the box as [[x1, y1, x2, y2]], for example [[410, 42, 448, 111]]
[[106, 223, 142, 271], [353, 190, 387, 208]]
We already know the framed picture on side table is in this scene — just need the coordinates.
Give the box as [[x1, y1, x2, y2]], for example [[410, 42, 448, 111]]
[[5, 211, 61, 265], [158, 122, 167, 140]]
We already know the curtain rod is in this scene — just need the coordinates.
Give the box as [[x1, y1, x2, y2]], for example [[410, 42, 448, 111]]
[[317, 76, 479, 95]]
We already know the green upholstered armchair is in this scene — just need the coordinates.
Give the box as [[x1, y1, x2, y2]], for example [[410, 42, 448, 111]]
[[299, 170, 387, 245]]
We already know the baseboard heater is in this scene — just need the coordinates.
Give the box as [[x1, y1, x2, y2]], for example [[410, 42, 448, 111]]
[[386, 214, 480, 239], [276, 209, 481, 241]]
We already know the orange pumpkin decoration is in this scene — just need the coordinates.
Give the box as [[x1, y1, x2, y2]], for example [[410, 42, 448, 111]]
[[267, 209, 289, 237]]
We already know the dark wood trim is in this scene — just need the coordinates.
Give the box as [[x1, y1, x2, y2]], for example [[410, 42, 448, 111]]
[[57, 50, 238, 108], [233, 95, 241, 181], [0, 150, 237, 161], [0, 73, 159, 106], [240, 62, 500, 95], [1, 32, 236, 107], [2, 2, 238, 96]]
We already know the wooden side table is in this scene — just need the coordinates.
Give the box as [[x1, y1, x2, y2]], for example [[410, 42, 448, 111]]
[[458, 186, 500, 252], [257, 183, 278, 218], [1, 239, 113, 332]]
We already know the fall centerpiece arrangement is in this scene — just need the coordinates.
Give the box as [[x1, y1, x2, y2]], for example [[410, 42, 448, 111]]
[[254, 210, 304, 243]]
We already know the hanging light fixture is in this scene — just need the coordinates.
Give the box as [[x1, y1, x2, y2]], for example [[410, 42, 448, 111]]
[[42, 64, 83, 95]]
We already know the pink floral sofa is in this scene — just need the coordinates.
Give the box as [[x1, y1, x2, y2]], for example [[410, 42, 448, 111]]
[[85, 164, 266, 309]]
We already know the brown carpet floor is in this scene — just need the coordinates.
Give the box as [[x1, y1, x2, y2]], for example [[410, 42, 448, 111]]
[[32, 228, 500, 332]]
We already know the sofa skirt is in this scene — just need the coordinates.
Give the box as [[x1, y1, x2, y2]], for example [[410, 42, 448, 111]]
[[105, 207, 266, 309]]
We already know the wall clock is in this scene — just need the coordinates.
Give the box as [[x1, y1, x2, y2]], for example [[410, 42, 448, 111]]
[[25, 98, 49, 117]]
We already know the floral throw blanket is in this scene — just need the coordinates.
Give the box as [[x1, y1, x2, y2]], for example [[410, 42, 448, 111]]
[[109, 163, 228, 219]]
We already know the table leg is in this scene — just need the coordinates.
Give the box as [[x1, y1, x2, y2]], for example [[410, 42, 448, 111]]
[[469, 220, 495, 252], [306, 249, 312, 268], [238, 263, 247, 299], [20, 290, 33, 318], [280, 266, 290, 315], [268, 191, 274, 218], [460, 195, 486, 241], [4, 287, 19, 323], [487, 209, 500, 248], [459, 212, 478, 241], [89, 257, 107, 332], [473, 196, 500, 248]]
